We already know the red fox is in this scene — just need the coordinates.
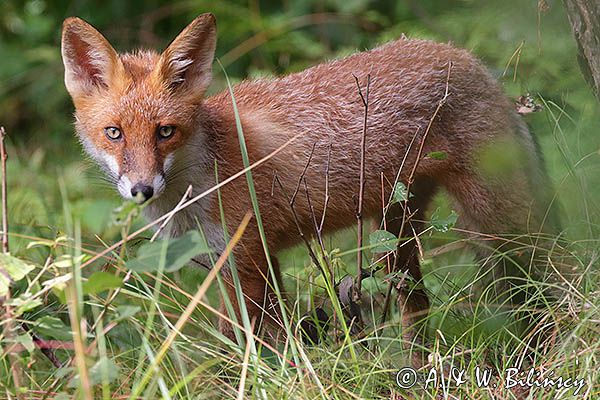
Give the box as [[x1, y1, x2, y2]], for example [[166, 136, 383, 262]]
[[61, 14, 555, 344]]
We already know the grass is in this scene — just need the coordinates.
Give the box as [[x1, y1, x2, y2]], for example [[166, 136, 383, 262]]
[[1, 96, 599, 399]]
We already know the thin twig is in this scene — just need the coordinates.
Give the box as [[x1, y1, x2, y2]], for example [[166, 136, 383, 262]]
[[1, 128, 62, 375], [398, 62, 452, 242], [0, 127, 23, 398], [291, 143, 316, 206], [272, 142, 333, 282], [1, 127, 8, 253], [302, 178, 333, 281], [301, 178, 328, 273], [380, 62, 453, 322], [78, 131, 306, 273], [272, 173, 323, 277], [353, 74, 370, 299], [151, 185, 193, 241], [380, 172, 392, 275]]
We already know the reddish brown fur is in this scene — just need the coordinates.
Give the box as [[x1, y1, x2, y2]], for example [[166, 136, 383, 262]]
[[62, 14, 553, 347]]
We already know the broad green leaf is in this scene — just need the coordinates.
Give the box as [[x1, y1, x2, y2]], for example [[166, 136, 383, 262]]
[[34, 316, 72, 341], [0, 276, 9, 298], [14, 333, 35, 353], [0, 253, 36, 296], [126, 231, 212, 273], [89, 357, 120, 385], [82, 271, 122, 295], [426, 151, 448, 160], [0, 253, 36, 280], [392, 182, 412, 203], [6, 293, 43, 315], [369, 230, 397, 253], [68, 357, 120, 388], [430, 209, 458, 232]]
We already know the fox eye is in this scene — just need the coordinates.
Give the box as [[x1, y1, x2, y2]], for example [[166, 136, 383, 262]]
[[104, 127, 122, 140], [158, 125, 175, 139]]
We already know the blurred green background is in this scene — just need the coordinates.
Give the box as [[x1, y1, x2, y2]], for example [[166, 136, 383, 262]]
[[0, 0, 598, 256]]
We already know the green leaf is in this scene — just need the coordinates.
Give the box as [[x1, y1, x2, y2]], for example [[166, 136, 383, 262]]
[[6, 293, 43, 315], [69, 357, 120, 388], [14, 333, 35, 353], [26, 235, 69, 249], [392, 182, 412, 203], [0, 253, 36, 280], [82, 271, 122, 295], [114, 305, 141, 322], [0, 253, 36, 296], [369, 230, 397, 252], [430, 209, 458, 232], [51, 254, 89, 269], [89, 357, 120, 386], [126, 231, 212, 273], [112, 201, 141, 227], [34, 316, 72, 341], [426, 151, 448, 160]]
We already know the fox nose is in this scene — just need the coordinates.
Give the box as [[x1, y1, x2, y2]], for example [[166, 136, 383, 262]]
[[131, 183, 154, 203]]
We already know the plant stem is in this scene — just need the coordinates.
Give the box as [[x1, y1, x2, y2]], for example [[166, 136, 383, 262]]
[[353, 74, 370, 299]]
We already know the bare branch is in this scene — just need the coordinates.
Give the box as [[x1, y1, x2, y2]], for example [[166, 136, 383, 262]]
[[291, 143, 316, 207], [0, 127, 24, 398], [353, 74, 370, 300], [380, 62, 452, 322], [302, 177, 335, 283], [151, 184, 193, 241], [1, 127, 8, 253], [272, 173, 323, 277]]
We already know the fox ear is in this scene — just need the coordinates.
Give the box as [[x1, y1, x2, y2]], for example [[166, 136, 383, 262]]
[[61, 17, 124, 97], [155, 13, 216, 96]]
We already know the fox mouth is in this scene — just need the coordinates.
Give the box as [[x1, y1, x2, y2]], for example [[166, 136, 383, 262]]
[[116, 174, 166, 204]]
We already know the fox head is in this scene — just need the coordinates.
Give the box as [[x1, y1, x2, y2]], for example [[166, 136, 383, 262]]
[[61, 14, 216, 203]]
